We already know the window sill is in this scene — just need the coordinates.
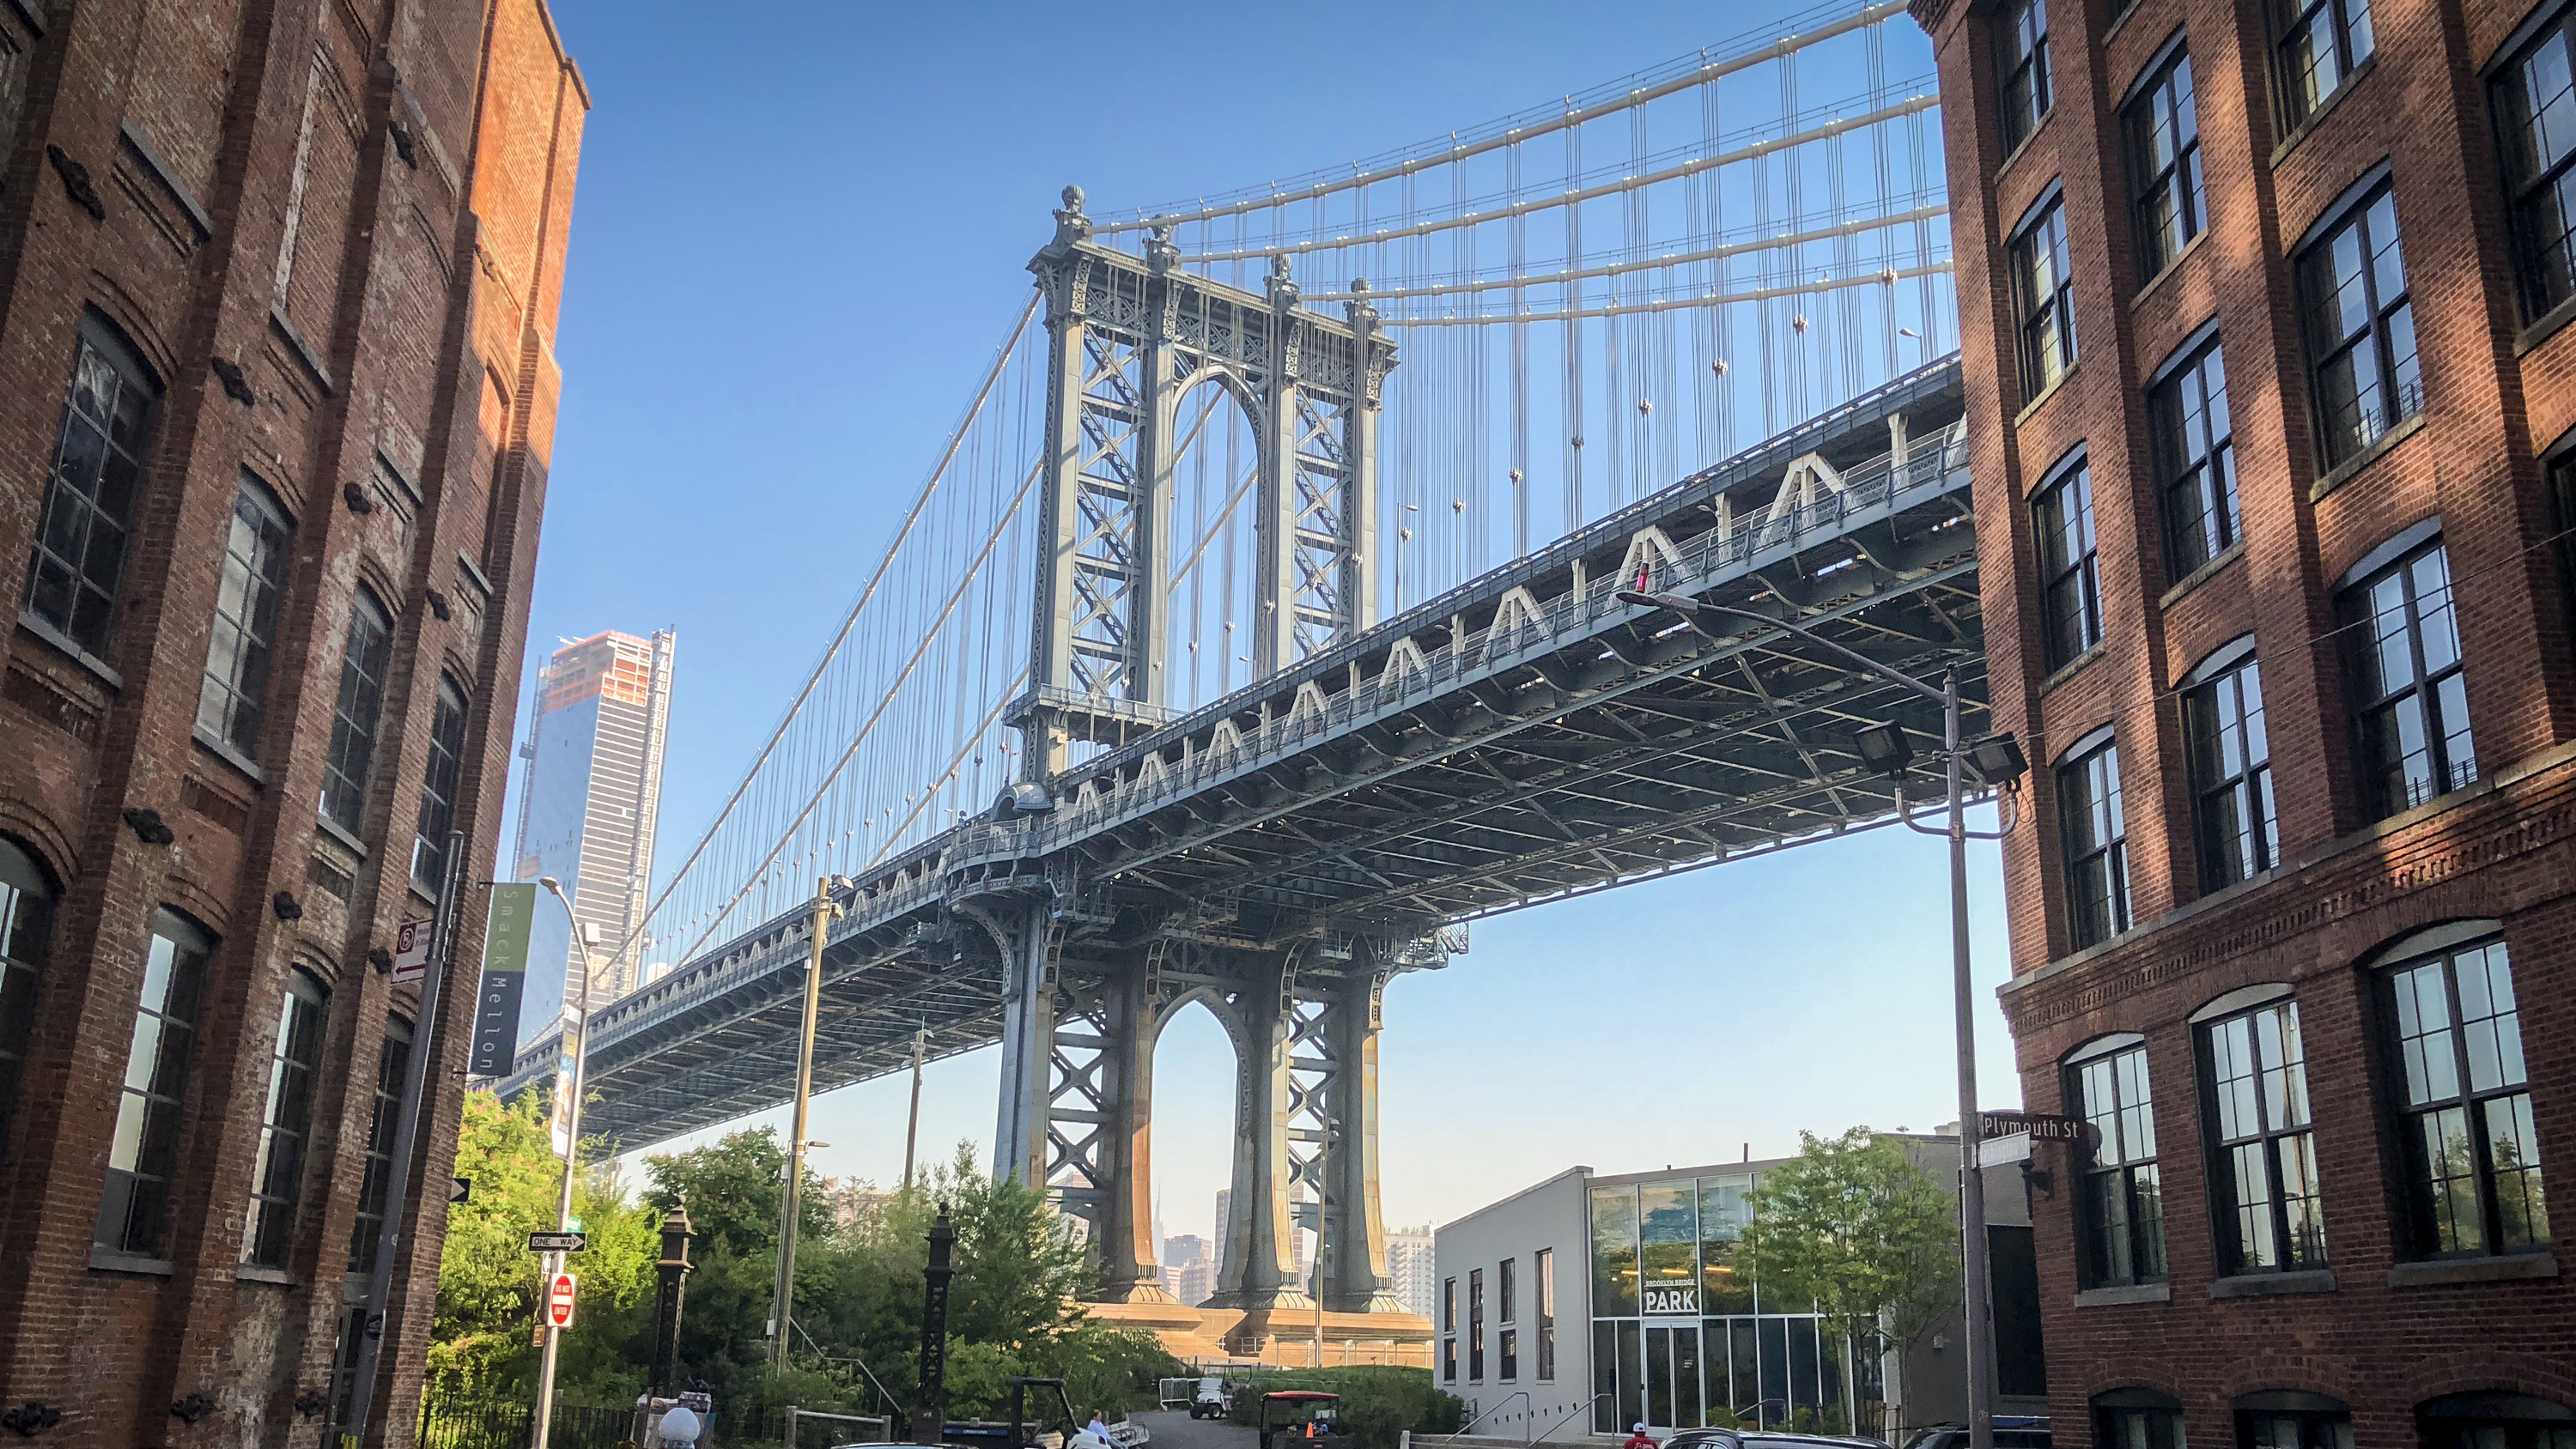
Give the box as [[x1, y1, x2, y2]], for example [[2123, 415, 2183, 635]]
[[2515, 290, 2576, 356], [2100, 0, 2143, 45], [2159, 539, 2245, 610], [1996, 109, 2054, 186], [268, 305, 335, 394], [2389, 1252, 2558, 1288], [2211, 1268, 2337, 1298], [90, 1246, 174, 1276], [2132, 231, 2209, 312], [236, 1264, 296, 1286], [2309, 409, 2425, 502], [410, 879, 441, 909], [2038, 642, 2106, 697], [2073, 1282, 2171, 1307], [17, 610, 124, 690], [317, 815, 370, 858], [2269, 54, 2379, 169], [191, 724, 266, 785], [2014, 362, 2078, 429]]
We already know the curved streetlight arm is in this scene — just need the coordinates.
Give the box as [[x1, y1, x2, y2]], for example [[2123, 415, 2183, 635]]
[[1893, 773, 2021, 839], [531, 875, 599, 1449]]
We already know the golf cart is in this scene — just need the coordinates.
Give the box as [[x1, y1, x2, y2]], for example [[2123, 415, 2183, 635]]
[[1257, 1392, 1346, 1449]]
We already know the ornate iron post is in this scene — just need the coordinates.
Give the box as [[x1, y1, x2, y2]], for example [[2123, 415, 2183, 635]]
[[911, 1203, 957, 1446], [648, 1196, 695, 1397]]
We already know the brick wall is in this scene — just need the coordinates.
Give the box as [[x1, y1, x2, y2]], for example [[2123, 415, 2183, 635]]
[[0, 3, 583, 1447], [1913, 0, 2576, 1436]]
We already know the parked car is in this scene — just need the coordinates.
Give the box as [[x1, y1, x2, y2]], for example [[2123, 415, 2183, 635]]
[[1662, 1433, 1888, 1449]]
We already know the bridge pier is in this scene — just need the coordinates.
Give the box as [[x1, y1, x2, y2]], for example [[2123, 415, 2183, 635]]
[[1208, 949, 1307, 1312], [1319, 961, 1403, 1313]]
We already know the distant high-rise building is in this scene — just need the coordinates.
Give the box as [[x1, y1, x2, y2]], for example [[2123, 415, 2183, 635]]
[[1176, 1257, 1216, 1307], [1161, 1233, 1208, 1301], [513, 628, 676, 1042], [1383, 1225, 1436, 1319]]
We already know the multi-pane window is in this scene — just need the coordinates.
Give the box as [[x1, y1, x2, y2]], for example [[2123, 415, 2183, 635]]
[[2494, 14, 2576, 320], [2128, 48, 2206, 278], [245, 970, 329, 1270], [1442, 1277, 1457, 1381], [2184, 648, 2278, 889], [2070, 1040, 2166, 1286], [2298, 183, 2419, 469], [2034, 458, 2102, 670], [2385, 936, 2549, 1256], [411, 676, 471, 892], [322, 588, 395, 834], [2245, 1410, 2355, 1449], [2011, 193, 2078, 396], [1533, 1247, 1556, 1381], [2202, 997, 2326, 1273], [95, 911, 216, 1259], [2343, 536, 2476, 817], [197, 474, 293, 755], [2096, 1394, 2186, 1449], [1468, 1266, 1485, 1379], [2153, 336, 2238, 576], [1498, 1256, 1518, 1379], [348, 1016, 414, 1275], [2274, 0, 2374, 130], [0, 839, 54, 1165], [2058, 734, 2131, 949], [24, 317, 158, 659], [2000, 0, 2051, 152]]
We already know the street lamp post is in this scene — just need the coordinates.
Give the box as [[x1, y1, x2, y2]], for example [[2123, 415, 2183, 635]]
[[532, 876, 602, 1449], [770, 875, 843, 1373], [1616, 590, 2023, 1449]]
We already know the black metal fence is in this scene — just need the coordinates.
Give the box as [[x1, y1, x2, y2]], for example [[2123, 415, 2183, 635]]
[[417, 1398, 635, 1449]]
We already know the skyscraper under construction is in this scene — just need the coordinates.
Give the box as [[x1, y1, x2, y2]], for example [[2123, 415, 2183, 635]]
[[513, 629, 676, 1040]]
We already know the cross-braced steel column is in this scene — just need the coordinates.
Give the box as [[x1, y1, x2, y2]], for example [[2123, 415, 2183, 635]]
[[1078, 957, 1170, 1302]]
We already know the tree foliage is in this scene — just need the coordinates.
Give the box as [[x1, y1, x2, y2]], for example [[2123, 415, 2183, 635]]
[[1737, 1127, 1959, 1353]]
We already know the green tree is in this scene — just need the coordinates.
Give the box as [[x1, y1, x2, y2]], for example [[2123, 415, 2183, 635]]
[[1738, 1128, 1959, 1428], [431, 1090, 660, 1405]]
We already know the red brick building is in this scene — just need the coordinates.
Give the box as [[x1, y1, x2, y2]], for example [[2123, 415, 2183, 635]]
[[1913, 0, 2576, 1441], [0, 1, 581, 1446]]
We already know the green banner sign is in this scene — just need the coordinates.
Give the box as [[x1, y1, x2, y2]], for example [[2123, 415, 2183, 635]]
[[470, 882, 538, 1075]]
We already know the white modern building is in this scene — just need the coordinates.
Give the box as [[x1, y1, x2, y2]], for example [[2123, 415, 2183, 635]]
[[1432, 1136, 2044, 1444]]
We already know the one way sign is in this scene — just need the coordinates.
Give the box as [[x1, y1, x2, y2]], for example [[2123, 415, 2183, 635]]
[[451, 1177, 473, 1204], [528, 1230, 589, 1253]]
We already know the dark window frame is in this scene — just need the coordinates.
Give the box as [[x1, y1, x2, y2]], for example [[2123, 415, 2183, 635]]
[[2009, 187, 2079, 397], [2000, 0, 2053, 154], [23, 312, 161, 662], [2057, 727, 2131, 949], [2339, 530, 2476, 819], [2294, 173, 2420, 470], [94, 910, 216, 1261], [2491, 6, 2576, 323], [1468, 1265, 1486, 1380], [1443, 1276, 1458, 1382], [1534, 1246, 1556, 1381], [2181, 640, 2279, 890], [347, 1014, 414, 1274], [2272, 0, 2375, 131], [245, 968, 330, 1269], [2069, 1034, 2167, 1288], [2033, 450, 2103, 670], [411, 675, 471, 892], [322, 586, 396, 834], [2196, 992, 2327, 1274], [2379, 930, 2549, 1258], [2150, 326, 2239, 578], [0, 838, 56, 1167], [2094, 1389, 2187, 1449], [2126, 37, 2207, 280], [197, 471, 294, 757]]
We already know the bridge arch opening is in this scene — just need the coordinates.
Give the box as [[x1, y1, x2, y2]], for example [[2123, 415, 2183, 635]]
[[1166, 372, 1266, 715], [1148, 988, 1262, 1308]]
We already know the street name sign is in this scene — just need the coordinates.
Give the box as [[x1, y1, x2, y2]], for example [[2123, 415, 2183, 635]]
[[528, 1230, 588, 1253], [1978, 1111, 2090, 1142], [545, 1272, 577, 1330]]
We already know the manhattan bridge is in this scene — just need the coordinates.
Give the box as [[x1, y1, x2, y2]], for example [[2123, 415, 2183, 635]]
[[501, 0, 1979, 1356]]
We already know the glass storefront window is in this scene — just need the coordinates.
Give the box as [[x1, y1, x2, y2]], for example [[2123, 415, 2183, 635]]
[[1592, 1183, 1639, 1316], [1640, 1179, 1698, 1314]]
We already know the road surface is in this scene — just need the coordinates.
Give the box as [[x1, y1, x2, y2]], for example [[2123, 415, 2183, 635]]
[[1131, 1410, 1255, 1449]]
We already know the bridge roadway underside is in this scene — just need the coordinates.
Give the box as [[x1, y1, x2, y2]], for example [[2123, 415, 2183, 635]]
[[506, 359, 1980, 1328]]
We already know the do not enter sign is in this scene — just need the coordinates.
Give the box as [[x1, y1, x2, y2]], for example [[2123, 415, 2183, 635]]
[[545, 1271, 577, 1331]]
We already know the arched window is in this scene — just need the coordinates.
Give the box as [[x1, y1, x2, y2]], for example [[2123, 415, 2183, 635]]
[[95, 909, 217, 1263], [2374, 923, 2548, 1258], [322, 586, 395, 833], [0, 837, 57, 1164], [2237, 1390, 2351, 1448], [2066, 1033, 2165, 1287], [411, 675, 471, 892], [244, 968, 330, 1270], [2094, 1387, 2184, 1449], [2419, 1392, 2576, 1449]]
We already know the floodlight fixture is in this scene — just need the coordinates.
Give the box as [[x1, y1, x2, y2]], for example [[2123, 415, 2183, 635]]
[[1965, 732, 2028, 787], [1854, 721, 1913, 777]]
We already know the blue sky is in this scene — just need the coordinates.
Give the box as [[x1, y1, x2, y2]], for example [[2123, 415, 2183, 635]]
[[526, 0, 2012, 1239]]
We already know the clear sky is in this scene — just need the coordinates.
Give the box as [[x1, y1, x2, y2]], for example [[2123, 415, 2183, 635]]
[[525, 0, 2014, 1243]]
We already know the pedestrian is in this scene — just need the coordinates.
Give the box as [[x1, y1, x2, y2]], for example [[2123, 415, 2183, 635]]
[[1088, 1410, 1110, 1439], [1623, 1423, 1657, 1449]]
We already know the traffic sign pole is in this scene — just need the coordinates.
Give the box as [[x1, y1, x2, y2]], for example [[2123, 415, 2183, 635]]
[[340, 832, 468, 1449]]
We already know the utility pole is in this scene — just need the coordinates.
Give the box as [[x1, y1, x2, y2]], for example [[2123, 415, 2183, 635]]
[[532, 878, 604, 1449], [337, 831, 467, 1449], [769, 876, 840, 1373], [902, 1028, 927, 1191]]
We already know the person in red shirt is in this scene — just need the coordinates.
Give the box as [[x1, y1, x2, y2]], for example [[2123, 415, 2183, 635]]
[[1623, 1424, 1658, 1449]]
